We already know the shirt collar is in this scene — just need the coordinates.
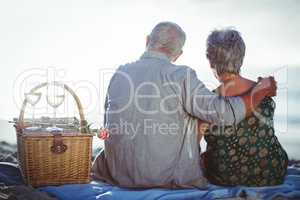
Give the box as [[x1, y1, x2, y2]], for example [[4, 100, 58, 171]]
[[140, 51, 171, 62]]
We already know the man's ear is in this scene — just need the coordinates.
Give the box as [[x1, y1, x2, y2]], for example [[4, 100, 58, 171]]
[[146, 36, 150, 48], [172, 50, 183, 62]]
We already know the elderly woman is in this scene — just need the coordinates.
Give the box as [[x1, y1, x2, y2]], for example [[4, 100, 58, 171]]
[[200, 28, 288, 186]]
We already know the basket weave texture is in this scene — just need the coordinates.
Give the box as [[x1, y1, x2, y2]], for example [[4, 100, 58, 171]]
[[15, 82, 93, 187]]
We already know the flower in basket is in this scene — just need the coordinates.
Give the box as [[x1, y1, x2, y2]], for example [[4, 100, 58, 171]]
[[98, 128, 110, 140]]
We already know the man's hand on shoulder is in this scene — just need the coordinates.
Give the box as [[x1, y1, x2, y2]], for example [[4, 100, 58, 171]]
[[241, 76, 277, 116], [254, 76, 277, 97]]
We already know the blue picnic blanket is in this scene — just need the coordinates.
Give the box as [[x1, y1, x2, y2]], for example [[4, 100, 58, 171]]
[[1, 162, 300, 200]]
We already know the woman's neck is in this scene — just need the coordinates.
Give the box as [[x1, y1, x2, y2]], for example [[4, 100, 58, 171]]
[[217, 73, 255, 97], [219, 73, 241, 84]]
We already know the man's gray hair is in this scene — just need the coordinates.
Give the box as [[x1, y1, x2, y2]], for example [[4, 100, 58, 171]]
[[147, 22, 186, 57], [206, 28, 246, 75]]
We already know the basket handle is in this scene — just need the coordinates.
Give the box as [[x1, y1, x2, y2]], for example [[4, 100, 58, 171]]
[[18, 82, 86, 132]]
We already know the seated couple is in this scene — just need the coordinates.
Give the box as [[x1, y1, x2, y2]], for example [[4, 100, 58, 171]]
[[92, 22, 288, 188]]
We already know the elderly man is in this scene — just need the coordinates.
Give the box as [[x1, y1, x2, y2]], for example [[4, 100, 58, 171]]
[[92, 22, 277, 188]]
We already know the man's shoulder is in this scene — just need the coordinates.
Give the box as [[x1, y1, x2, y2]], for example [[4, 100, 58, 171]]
[[171, 64, 195, 73], [119, 58, 193, 70], [117, 59, 197, 82], [164, 64, 197, 81], [117, 60, 140, 70]]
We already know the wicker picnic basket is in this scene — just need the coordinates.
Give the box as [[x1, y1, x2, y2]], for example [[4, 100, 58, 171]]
[[14, 82, 93, 187]]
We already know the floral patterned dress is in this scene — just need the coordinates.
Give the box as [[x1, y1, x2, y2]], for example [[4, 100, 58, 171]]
[[203, 97, 288, 186]]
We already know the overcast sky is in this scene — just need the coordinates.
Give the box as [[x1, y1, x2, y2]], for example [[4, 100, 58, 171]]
[[0, 0, 299, 121]]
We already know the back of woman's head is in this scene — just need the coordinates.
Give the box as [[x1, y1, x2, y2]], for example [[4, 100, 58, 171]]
[[206, 28, 246, 76]]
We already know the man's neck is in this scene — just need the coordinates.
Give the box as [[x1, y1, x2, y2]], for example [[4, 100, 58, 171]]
[[143, 50, 172, 62], [147, 48, 174, 60]]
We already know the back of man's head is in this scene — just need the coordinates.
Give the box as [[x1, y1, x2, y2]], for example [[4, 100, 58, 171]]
[[147, 22, 186, 60]]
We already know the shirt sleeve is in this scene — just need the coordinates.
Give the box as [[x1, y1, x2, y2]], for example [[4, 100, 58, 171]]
[[182, 68, 246, 125]]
